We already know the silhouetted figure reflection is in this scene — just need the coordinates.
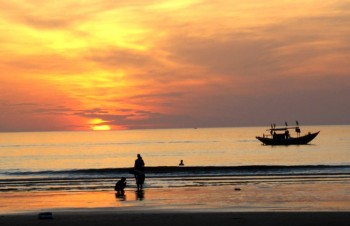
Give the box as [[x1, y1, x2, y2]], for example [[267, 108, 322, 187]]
[[134, 154, 145, 191], [115, 192, 126, 201], [135, 190, 145, 201], [179, 160, 184, 166]]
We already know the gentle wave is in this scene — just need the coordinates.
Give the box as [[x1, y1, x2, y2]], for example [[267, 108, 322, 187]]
[[1, 165, 350, 192], [2, 165, 350, 178]]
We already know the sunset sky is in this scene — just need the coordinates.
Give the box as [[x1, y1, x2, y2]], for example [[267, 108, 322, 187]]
[[1, 0, 349, 132]]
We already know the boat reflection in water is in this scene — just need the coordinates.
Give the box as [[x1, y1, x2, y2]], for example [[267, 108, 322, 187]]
[[256, 121, 320, 145]]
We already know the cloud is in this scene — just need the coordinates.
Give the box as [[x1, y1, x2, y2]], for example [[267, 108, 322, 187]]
[[75, 107, 194, 129], [164, 13, 350, 79], [0, 0, 158, 30], [1, 0, 350, 131], [85, 47, 156, 69], [164, 33, 279, 77]]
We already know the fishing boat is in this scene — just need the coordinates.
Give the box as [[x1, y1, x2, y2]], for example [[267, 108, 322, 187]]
[[256, 121, 319, 145]]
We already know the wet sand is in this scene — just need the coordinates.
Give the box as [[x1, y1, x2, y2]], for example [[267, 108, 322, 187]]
[[1, 182, 350, 225], [2, 181, 350, 214]]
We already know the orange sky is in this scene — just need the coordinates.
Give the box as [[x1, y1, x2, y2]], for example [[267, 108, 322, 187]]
[[0, 0, 349, 131]]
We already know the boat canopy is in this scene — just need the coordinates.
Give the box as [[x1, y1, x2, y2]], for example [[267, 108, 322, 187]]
[[266, 126, 299, 131]]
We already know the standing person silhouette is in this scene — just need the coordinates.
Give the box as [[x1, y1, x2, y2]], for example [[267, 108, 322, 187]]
[[134, 154, 145, 191]]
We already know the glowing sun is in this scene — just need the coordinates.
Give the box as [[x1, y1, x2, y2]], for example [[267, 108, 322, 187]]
[[89, 118, 112, 131], [92, 125, 111, 131]]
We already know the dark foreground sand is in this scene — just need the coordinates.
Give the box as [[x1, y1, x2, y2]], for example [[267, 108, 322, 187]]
[[1, 211, 350, 226]]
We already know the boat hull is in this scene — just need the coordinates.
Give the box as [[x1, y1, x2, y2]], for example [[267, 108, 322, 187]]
[[256, 131, 320, 145]]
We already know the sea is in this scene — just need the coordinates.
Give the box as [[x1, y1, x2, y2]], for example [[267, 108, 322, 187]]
[[1, 125, 350, 193]]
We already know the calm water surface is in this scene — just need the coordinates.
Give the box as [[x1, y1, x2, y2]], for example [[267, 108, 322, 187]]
[[1, 125, 349, 171], [0, 125, 350, 191]]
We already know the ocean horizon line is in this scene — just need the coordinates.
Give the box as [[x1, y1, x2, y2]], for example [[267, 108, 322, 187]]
[[0, 123, 348, 134]]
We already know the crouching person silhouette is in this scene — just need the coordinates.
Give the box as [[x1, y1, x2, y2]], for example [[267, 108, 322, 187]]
[[115, 177, 127, 196]]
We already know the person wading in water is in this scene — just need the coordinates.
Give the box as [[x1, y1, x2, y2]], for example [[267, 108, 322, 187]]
[[134, 154, 145, 191]]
